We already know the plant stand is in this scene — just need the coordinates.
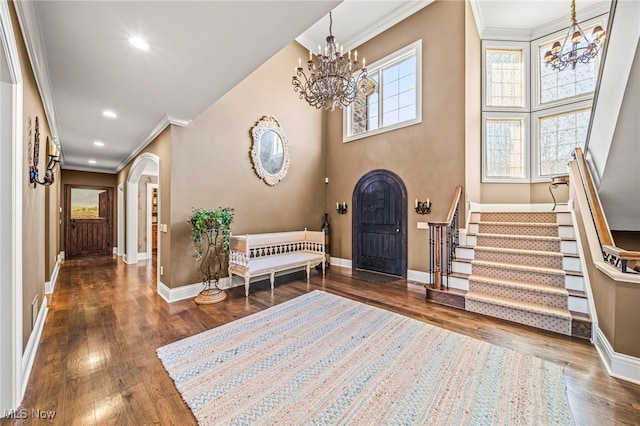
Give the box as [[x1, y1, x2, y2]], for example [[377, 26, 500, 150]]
[[194, 226, 227, 305], [195, 285, 226, 304]]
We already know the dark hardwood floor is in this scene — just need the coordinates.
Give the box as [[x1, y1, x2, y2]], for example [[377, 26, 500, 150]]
[[3, 255, 640, 425]]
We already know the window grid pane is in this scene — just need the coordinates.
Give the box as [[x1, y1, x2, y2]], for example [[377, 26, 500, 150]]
[[539, 108, 591, 176], [381, 57, 416, 128], [486, 48, 523, 107], [486, 119, 525, 178], [538, 27, 598, 104]]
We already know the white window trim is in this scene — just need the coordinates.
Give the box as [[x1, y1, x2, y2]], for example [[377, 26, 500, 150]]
[[531, 15, 607, 111], [343, 39, 422, 143], [482, 40, 530, 113], [482, 111, 530, 183], [531, 99, 593, 182]]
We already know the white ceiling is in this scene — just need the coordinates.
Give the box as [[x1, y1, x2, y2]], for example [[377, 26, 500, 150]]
[[15, 0, 611, 174]]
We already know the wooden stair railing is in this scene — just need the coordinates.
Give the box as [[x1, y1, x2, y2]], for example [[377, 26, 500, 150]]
[[573, 148, 640, 273], [428, 185, 463, 290]]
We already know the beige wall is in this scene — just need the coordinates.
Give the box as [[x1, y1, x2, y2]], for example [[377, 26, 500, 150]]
[[11, 1, 56, 349], [117, 127, 171, 284], [168, 41, 325, 288], [325, 0, 467, 271], [481, 182, 569, 205], [60, 170, 118, 251]]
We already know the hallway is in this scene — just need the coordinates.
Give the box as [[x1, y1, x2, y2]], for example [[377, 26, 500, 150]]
[[3, 256, 640, 425]]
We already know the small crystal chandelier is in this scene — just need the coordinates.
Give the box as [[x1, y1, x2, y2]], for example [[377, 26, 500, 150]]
[[544, 0, 606, 71], [292, 12, 368, 111]]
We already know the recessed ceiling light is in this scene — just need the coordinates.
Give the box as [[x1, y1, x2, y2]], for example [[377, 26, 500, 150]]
[[103, 110, 117, 118], [129, 37, 149, 51], [93, 141, 104, 147], [88, 159, 97, 164]]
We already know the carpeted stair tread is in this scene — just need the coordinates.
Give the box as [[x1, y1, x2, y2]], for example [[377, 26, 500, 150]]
[[476, 233, 561, 242], [470, 259, 565, 276], [476, 221, 559, 237], [465, 292, 571, 320], [479, 212, 557, 223], [474, 246, 563, 258], [475, 233, 561, 252], [469, 275, 568, 296], [478, 221, 558, 228]]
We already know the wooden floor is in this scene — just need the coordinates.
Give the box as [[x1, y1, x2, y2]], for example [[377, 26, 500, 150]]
[[3, 255, 640, 425]]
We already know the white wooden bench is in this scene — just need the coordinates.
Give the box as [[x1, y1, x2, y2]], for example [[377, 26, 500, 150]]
[[228, 230, 325, 296]]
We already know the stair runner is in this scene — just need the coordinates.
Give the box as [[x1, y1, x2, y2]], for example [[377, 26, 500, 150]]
[[465, 212, 572, 335]]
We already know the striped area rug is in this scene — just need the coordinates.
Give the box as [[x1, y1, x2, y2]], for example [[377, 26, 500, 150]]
[[157, 291, 573, 425]]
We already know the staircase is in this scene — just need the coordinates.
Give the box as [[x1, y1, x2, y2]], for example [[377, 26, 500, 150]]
[[446, 210, 591, 338]]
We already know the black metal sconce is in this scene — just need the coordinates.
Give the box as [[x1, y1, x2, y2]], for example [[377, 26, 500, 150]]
[[336, 202, 348, 214], [414, 198, 431, 214], [28, 117, 60, 188]]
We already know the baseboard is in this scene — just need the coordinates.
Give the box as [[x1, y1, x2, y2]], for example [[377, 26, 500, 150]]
[[113, 247, 117, 254], [137, 252, 148, 260], [21, 296, 48, 398], [44, 254, 62, 294], [123, 254, 135, 264], [59, 251, 65, 260], [331, 258, 430, 284], [594, 327, 640, 385], [407, 269, 430, 284], [331, 257, 352, 268], [472, 203, 569, 212], [157, 277, 233, 303]]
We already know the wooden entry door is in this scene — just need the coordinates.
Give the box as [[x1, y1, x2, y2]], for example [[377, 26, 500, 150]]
[[65, 185, 113, 258], [353, 170, 407, 277]]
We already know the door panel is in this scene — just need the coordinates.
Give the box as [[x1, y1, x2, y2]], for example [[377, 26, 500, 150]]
[[353, 170, 407, 277], [66, 185, 113, 258]]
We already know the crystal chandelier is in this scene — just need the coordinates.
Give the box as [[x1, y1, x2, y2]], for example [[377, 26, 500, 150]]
[[292, 12, 368, 111], [544, 0, 605, 71]]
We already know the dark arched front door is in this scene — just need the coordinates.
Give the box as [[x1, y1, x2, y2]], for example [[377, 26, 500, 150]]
[[353, 170, 407, 277]]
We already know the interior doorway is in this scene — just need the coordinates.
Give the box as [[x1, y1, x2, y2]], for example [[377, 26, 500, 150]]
[[352, 169, 408, 277], [146, 183, 158, 259], [65, 185, 113, 258], [125, 153, 160, 266]]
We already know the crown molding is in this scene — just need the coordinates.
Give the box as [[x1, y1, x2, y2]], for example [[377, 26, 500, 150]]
[[13, 1, 60, 143], [473, 1, 611, 42], [295, 0, 435, 52], [342, 0, 435, 51], [61, 165, 117, 174], [114, 114, 189, 173]]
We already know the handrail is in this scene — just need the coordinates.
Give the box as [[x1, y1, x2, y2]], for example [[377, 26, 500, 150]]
[[574, 148, 613, 246], [428, 185, 463, 227], [574, 148, 640, 273], [428, 185, 463, 290]]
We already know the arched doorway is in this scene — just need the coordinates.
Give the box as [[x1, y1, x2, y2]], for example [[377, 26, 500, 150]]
[[125, 153, 160, 267], [0, 2, 24, 412], [352, 169, 408, 277]]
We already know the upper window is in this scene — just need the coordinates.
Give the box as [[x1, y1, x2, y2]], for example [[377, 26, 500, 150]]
[[532, 19, 605, 109], [344, 40, 422, 142], [482, 41, 529, 111]]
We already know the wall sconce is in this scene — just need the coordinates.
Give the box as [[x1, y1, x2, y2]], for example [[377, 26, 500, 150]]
[[414, 198, 431, 214], [28, 117, 60, 188], [336, 202, 348, 214]]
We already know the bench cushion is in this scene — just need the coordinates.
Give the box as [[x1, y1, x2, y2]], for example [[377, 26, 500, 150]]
[[248, 252, 323, 275]]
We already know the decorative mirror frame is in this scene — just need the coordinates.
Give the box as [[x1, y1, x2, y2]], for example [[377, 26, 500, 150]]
[[250, 115, 290, 186]]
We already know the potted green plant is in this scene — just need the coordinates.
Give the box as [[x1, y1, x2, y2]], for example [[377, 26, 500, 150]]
[[188, 207, 234, 304]]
